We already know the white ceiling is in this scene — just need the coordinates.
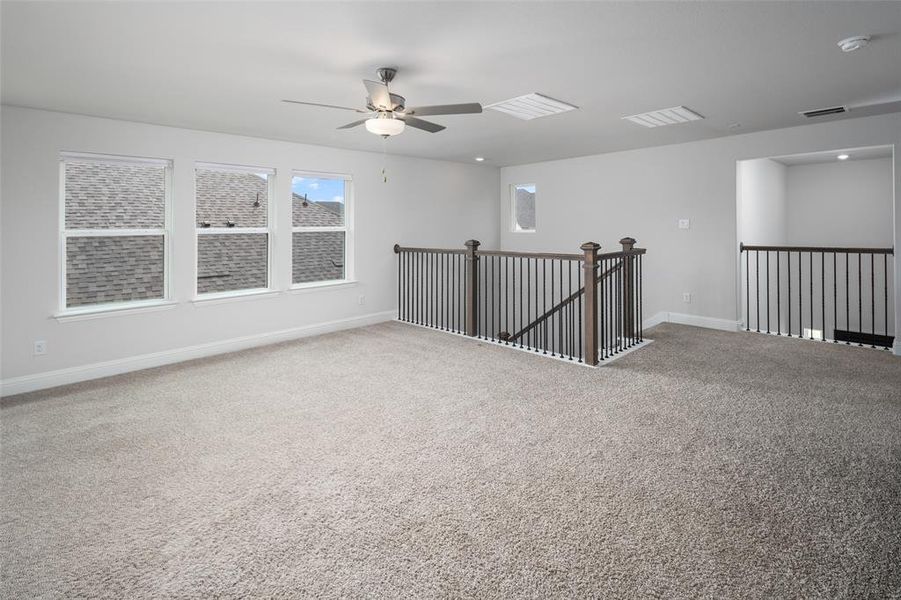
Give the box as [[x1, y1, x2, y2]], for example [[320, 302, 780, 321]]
[[2, 1, 900, 166], [772, 144, 893, 166]]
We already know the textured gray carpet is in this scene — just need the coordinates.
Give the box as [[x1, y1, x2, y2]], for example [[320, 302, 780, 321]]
[[2, 322, 900, 599]]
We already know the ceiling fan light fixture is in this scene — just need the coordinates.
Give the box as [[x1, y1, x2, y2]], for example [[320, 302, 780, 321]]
[[365, 115, 405, 136]]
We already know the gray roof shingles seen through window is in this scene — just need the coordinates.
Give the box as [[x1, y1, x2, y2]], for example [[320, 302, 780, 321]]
[[65, 164, 346, 306]]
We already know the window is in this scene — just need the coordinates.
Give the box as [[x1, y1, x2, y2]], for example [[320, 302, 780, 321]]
[[512, 184, 536, 232], [291, 172, 351, 286], [60, 153, 171, 311], [195, 163, 273, 296]]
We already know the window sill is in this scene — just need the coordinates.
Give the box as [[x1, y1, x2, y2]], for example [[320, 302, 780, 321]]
[[289, 280, 357, 293], [192, 289, 278, 306], [54, 300, 178, 322], [512, 229, 536, 234]]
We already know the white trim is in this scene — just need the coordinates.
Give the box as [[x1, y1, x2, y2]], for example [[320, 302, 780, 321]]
[[64, 228, 166, 237], [195, 161, 275, 175], [1, 310, 396, 397], [643, 311, 741, 332], [290, 173, 353, 285], [598, 339, 654, 365], [510, 183, 537, 233], [196, 227, 269, 235], [893, 340, 901, 357], [54, 300, 178, 322], [292, 169, 353, 181], [292, 226, 346, 233], [60, 151, 171, 167], [191, 288, 278, 305], [289, 279, 357, 292], [59, 155, 173, 312], [193, 163, 275, 297]]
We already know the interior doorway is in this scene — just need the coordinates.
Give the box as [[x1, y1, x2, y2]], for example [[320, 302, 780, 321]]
[[736, 145, 895, 348]]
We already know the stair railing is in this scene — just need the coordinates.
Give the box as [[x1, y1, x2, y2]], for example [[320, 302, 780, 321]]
[[394, 238, 646, 365], [740, 243, 895, 348]]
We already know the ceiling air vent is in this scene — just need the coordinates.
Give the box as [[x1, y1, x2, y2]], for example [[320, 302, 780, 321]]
[[622, 106, 704, 128], [486, 93, 578, 120], [800, 106, 846, 118]]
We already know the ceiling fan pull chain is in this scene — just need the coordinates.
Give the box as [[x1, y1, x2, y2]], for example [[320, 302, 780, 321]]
[[381, 136, 388, 183]]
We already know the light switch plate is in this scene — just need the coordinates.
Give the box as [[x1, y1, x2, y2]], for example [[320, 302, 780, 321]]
[[678, 219, 690, 229]]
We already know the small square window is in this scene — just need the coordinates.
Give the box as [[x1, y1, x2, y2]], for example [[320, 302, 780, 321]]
[[512, 184, 535, 232]]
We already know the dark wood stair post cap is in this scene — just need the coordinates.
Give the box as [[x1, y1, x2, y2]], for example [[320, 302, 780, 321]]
[[580, 242, 601, 254], [393, 243, 401, 254], [619, 237, 637, 251], [465, 240, 481, 251]]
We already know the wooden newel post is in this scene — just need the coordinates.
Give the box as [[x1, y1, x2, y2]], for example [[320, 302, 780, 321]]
[[581, 242, 601, 366], [620, 237, 636, 342], [464, 239, 480, 337]]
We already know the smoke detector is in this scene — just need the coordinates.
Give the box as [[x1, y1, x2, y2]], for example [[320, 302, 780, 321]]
[[837, 36, 870, 52]]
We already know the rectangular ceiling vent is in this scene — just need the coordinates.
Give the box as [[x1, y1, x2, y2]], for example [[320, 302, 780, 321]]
[[485, 93, 579, 120], [800, 106, 846, 118], [622, 106, 704, 128]]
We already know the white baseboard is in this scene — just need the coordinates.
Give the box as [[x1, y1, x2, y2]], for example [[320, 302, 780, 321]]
[[1, 310, 396, 397], [643, 311, 741, 333], [894, 341, 901, 357]]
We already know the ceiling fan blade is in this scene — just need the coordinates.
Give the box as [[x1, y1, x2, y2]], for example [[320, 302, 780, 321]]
[[363, 79, 392, 110], [282, 99, 366, 113], [337, 119, 369, 130], [399, 116, 446, 133], [404, 103, 483, 116]]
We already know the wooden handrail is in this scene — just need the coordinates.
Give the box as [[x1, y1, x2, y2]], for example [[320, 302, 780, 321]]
[[505, 260, 623, 343], [394, 244, 466, 254], [740, 243, 893, 255], [395, 244, 647, 261]]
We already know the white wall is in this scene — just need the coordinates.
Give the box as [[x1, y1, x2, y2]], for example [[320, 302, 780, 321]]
[[785, 157, 893, 247], [0, 106, 499, 392], [739, 158, 787, 246], [498, 112, 900, 345]]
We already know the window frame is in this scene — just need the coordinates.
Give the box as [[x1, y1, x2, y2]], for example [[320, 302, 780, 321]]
[[57, 152, 173, 316], [511, 183, 537, 233], [193, 161, 276, 301], [290, 169, 354, 289]]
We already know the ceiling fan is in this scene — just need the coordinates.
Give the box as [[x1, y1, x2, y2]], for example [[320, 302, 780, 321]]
[[282, 67, 482, 137]]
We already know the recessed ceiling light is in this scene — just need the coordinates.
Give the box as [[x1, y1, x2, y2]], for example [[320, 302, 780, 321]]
[[486, 93, 578, 120], [837, 36, 870, 52], [474, 157, 485, 162], [622, 106, 704, 128], [837, 154, 850, 160]]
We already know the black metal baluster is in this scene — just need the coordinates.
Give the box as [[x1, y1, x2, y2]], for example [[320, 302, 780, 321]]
[[870, 253, 875, 347], [776, 251, 781, 335], [845, 253, 850, 344], [765, 251, 770, 333], [638, 254, 643, 342], [755, 250, 760, 332], [559, 260, 564, 356], [884, 254, 889, 338], [745, 249, 750, 331], [787, 252, 792, 336], [797, 251, 801, 339], [809, 251, 813, 339], [578, 261, 583, 362], [543, 259, 547, 354], [857, 253, 862, 346], [819, 252, 827, 341], [518, 258, 523, 348], [833, 252, 837, 342]]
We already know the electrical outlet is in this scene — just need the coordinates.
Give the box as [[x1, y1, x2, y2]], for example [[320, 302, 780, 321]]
[[33, 340, 47, 356], [682, 293, 691, 303], [358, 295, 365, 305], [678, 219, 690, 230]]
